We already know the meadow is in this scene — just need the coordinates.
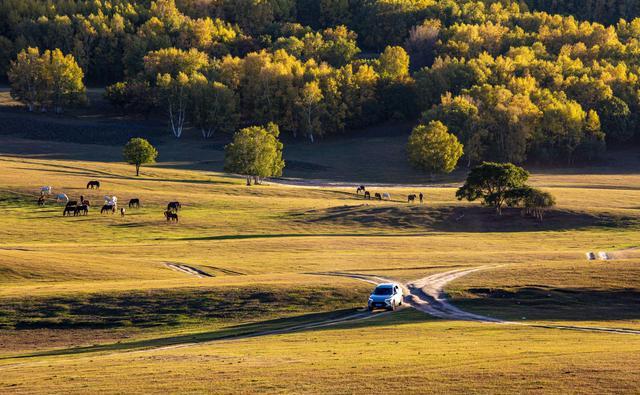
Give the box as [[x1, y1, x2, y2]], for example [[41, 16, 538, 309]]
[[0, 146, 639, 393]]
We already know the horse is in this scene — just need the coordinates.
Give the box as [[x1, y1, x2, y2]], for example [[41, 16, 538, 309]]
[[56, 193, 69, 203], [364, 191, 371, 200], [407, 194, 417, 203], [40, 186, 52, 195], [86, 180, 100, 189], [74, 205, 89, 216], [82, 199, 90, 207], [164, 211, 179, 222], [63, 206, 75, 216], [101, 204, 116, 214], [128, 198, 140, 208], [37, 196, 46, 206], [356, 185, 366, 195], [382, 192, 391, 200], [120, 207, 126, 217], [374, 193, 382, 200], [66, 200, 78, 207], [167, 201, 181, 212]]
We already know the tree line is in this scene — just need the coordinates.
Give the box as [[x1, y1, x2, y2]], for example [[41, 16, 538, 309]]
[[6, 0, 640, 170]]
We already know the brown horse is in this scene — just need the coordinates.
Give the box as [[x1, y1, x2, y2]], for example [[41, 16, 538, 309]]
[[128, 198, 140, 208], [87, 180, 100, 189], [167, 201, 181, 211], [364, 191, 371, 200], [407, 194, 417, 203], [37, 196, 45, 206], [374, 193, 382, 200], [164, 211, 179, 222]]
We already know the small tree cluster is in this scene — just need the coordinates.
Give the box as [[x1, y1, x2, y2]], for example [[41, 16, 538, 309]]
[[8, 47, 86, 113], [407, 121, 463, 179], [456, 162, 555, 220]]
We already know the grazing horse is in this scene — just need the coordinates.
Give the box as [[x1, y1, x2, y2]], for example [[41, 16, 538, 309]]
[[86, 180, 100, 189], [382, 192, 391, 200], [37, 196, 46, 206], [63, 206, 75, 216], [407, 194, 417, 203], [128, 198, 140, 208], [374, 193, 382, 200], [164, 211, 179, 222], [74, 205, 89, 216], [56, 193, 69, 203], [101, 204, 116, 214], [364, 191, 371, 200], [40, 186, 52, 195], [66, 200, 78, 207], [356, 185, 366, 195], [167, 201, 181, 211]]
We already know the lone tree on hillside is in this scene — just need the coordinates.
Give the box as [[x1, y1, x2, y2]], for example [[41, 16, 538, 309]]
[[224, 123, 285, 185], [123, 138, 158, 176], [456, 162, 529, 215], [407, 120, 463, 179]]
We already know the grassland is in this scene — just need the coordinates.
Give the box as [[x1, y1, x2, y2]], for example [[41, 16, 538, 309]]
[[0, 144, 639, 393]]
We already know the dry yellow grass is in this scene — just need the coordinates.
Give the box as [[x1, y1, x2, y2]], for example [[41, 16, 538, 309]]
[[0, 153, 639, 393]]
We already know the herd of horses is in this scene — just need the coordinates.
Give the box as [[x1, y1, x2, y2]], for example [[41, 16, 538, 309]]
[[38, 181, 182, 222], [356, 186, 424, 203]]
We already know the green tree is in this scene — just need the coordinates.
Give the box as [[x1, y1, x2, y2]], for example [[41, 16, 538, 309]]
[[297, 80, 324, 142], [7, 47, 44, 112], [456, 162, 530, 214], [43, 48, 86, 113], [376, 45, 410, 80], [123, 137, 158, 176], [224, 123, 285, 185], [407, 121, 463, 178]]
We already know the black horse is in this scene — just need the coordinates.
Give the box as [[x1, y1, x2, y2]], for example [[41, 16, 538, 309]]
[[66, 200, 78, 207], [37, 196, 45, 206], [101, 204, 115, 214], [63, 206, 76, 216], [129, 198, 141, 208], [356, 185, 366, 195], [74, 204, 89, 216], [364, 191, 371, 200], [164, 211, 179, 222], [167, 201, 181, 211], [407, 194, 417, 203], [374, 193, 382, 200], [87, 180, 100, 189]]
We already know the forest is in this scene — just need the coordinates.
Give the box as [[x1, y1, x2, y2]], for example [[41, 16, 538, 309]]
[[2, 0, 640, 166]]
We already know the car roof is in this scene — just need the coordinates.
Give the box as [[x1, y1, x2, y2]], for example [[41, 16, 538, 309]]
[[376, 283, 397, 288]]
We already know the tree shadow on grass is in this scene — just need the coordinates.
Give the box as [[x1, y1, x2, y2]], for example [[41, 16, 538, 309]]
[[296, 205, 639, 232], [453, 287, 640, 322]]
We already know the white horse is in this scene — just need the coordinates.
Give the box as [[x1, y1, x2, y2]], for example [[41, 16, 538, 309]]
[[40, 186, 52, 195], [56, 193, 69, 203], [382, 192, 391, 200], [104, 195, 118, 206]]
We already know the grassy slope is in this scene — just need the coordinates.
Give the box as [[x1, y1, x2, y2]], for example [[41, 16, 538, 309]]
[[0, 152, 638, 392]]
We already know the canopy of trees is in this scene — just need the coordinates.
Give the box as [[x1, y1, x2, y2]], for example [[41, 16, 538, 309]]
[[4, 0, 640, 164]]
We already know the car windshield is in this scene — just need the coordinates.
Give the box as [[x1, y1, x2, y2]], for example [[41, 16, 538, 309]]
[[373, 286, 392, 295]]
